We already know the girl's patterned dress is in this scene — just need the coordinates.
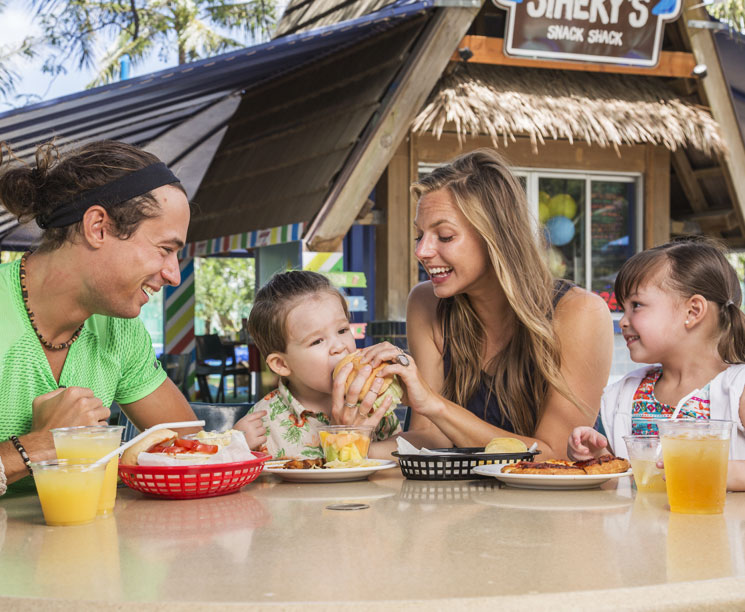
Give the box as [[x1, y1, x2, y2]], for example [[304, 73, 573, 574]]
[[631, 366, 711, 435]]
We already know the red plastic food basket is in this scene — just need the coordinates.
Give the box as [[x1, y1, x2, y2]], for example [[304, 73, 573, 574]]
[[118, 452, 270, 499]]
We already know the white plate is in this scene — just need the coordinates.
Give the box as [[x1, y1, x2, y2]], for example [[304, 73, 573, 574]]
[[472, 464, 633, 490], [263, 460, 398, 483]]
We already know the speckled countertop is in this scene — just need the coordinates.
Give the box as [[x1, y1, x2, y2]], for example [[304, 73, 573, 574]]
[[1, 468, 745, 611]]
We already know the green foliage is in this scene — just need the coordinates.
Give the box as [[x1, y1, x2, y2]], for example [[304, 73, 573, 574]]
[[708, 0, 745, 34], [30, 0, 278, 87], [0, 251, 23, 264], [0, 1, 36, 102], [195, 256, 255, 335]]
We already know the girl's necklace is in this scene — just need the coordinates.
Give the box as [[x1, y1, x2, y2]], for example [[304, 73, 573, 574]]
[[19, 251, 84, 351]]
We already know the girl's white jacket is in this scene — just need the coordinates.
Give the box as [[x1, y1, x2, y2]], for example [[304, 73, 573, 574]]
[[601, 364, 745, 460]]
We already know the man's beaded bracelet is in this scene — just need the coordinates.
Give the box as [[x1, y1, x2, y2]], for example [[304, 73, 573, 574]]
[[9, 435, 33, 475]]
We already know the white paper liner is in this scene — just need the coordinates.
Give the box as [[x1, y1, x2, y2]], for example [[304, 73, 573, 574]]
[[136, 431, 256, 466]]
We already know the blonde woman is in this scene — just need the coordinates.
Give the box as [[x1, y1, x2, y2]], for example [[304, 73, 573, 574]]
[[364, 149, 613, 459]]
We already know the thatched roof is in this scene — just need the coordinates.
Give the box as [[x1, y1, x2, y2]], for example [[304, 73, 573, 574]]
[[413, 64, 727, 157]]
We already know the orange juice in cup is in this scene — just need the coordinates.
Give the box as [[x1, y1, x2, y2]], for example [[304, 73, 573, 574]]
[[51, 426, 124, 516], [32, 459, 107, 526], [657, 419, 731, 514]]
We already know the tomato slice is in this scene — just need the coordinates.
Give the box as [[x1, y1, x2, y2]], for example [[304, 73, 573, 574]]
[[148, 438, 219, 455], [192, 442, 219, 454], [149, 444, 186, 454]]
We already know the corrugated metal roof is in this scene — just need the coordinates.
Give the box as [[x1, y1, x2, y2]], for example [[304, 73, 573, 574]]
[[0, 1, 435, 248], [276, 0, 402, 36]]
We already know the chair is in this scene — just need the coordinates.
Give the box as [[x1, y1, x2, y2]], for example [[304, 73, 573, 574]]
[[189, 402, 253, 431], [117, 402, 255, 443], [195, 334, 250, 403], [158, 353, 190, 397]]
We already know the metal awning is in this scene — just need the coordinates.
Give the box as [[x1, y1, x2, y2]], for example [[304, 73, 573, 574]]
[[0, 0, 442, 249]]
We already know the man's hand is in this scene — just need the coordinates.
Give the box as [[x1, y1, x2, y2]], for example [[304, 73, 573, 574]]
[[32, 387, 110, 431]]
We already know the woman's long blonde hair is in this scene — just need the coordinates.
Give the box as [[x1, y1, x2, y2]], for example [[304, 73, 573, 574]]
[[411, 148, 577, 435]]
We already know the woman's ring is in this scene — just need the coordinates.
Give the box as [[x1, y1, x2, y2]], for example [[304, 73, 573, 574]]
[[344, 401, 356, 408], [396, 353, 410, 367]]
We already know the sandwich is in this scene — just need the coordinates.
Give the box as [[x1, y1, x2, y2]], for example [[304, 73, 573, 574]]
[[332, 351, 403, 413], [120, 429, 219, 465]]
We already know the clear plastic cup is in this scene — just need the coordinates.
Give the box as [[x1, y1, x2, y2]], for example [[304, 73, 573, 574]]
[[657, 419, 732, 514], [31, 459, 107, 526], [317, 425, 373, 465], [623, 435, 666, 493], [51, 426, 124, 516]]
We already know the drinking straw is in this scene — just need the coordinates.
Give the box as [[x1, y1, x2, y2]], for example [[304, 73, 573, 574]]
[[87, 420, 205, 470], [670, 389, 700, 420]]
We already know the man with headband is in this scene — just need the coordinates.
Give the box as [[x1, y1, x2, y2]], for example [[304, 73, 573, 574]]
[[0, 140, 201, 493]]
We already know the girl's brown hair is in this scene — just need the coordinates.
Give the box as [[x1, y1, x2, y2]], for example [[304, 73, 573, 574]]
[[615, 236, 745, 363], [411, 148, 579, 436], [248, 270, 350, 359], [0, 139, 185, 251]]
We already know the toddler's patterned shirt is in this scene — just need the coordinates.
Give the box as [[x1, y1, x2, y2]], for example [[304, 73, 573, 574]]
[[251, 378, 401, 458]]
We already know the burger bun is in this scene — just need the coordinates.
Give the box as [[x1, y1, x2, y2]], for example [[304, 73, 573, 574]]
[[120, 429, 178, 465], [332, 351, 394, 397]]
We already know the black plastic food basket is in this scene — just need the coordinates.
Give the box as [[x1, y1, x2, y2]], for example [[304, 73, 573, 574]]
[[393, 447, 540, 481]]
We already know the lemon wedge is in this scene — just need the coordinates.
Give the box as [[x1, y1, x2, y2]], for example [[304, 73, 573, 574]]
[[484, 437, 528, 454]]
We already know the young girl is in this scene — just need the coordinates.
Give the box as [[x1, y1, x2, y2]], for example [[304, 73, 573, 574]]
[[568, 238, 745, 490]]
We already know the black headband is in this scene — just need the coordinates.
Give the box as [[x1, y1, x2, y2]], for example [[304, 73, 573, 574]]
[[36, 162, 180, 229]]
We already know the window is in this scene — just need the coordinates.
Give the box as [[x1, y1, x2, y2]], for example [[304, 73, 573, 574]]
[[520, 169, 641, 312]]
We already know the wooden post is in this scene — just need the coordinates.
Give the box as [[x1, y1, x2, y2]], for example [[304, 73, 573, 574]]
[[683, 1, 745, 239], [644, 145, 671, 248], [375, 137, 413, 320], [305, 5, 481, 249]]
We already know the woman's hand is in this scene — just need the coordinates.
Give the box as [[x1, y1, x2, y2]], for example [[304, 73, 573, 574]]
[[330, 361, 391, 429], [360, 342, 439, 418], [567, 426, 610, 461], [234, 410, 268, 450]]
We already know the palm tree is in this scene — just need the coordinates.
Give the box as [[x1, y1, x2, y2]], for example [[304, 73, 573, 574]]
[[31, 0, 277, 87], [708, 0, 745, 33], [0, 1, 36, 101]]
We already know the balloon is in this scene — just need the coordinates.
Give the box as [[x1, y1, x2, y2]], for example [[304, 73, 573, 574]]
[[549, 193, 577, 220], [538, 202, 550, 224], [539, 190, 551, 206], [545, 215, 575, 246], [546, 246, 567, 278]]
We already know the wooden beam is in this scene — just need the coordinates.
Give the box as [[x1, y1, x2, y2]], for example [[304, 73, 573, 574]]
[[671, 149, 708, 213], [452, 35, 697, 79], [689, 209, 740, 233], [305, 5, 482, 249], [693, 166, 723, 181], [645, 145, 671, 248], [375, 137, 413, 321], [683, 0, 745, 242], [414, 132, 648, 173]]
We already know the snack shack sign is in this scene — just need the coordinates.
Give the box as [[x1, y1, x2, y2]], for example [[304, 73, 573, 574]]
[[493, 0, 682, 67]]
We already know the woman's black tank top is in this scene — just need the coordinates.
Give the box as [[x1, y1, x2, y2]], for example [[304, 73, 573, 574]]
[[441, 280, 574, 432]]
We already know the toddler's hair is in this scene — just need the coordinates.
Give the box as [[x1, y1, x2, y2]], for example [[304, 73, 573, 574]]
[[615, 236, 745, 363], [247, 270, 350, 358]]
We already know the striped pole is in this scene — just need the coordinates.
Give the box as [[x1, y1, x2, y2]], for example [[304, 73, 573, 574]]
[[164, 256, 196, 398], [302, 251, 343, 273]]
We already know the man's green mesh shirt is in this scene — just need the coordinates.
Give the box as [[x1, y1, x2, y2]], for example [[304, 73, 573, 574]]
[[0, 258, 167, 442]]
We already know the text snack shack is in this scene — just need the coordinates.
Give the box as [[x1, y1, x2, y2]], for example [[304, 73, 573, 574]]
[[494, 0, 683, 66]]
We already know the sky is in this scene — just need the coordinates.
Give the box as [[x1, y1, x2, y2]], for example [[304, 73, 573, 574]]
[[0, 0, 289, 110]]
